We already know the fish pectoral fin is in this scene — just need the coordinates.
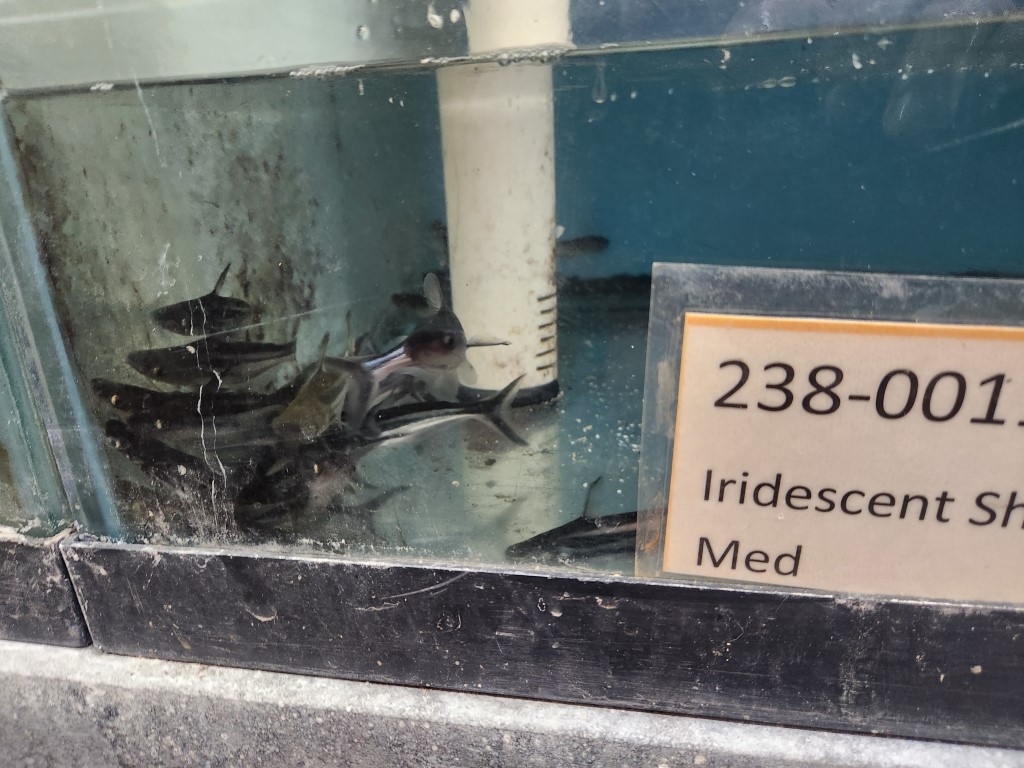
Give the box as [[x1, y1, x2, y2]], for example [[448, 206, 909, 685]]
[[431, 371, 461, 401], [458, 359, 477, 386]]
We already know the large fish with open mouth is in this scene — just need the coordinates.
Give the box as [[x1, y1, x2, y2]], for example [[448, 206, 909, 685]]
[[342, 273, 508, 422], [127, 336, 296, 387], [151, 263, 256, 336]]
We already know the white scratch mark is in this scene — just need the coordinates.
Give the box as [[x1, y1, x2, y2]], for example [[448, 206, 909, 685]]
[[354, 602, 400, 612], [132, 72, 163, 165], [380, 572, 469, 601], [926, 116, 1024, 153], [95, 0, 114, 51], [155, 242, 173, 298]]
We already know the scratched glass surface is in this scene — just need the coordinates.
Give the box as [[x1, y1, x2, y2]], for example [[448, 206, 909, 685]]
[[4, 18, 1024, 572], [0, 361, 68, 538]]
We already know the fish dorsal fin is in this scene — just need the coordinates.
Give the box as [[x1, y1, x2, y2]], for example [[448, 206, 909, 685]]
[[212, 263, 232, 295], [423, 273, 444, 312], [582, 476, 602, 519]]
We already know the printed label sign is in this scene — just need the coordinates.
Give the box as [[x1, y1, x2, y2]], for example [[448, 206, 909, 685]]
[[665, 312, 1024, 603]]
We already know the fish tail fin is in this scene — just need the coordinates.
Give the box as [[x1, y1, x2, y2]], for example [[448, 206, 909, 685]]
[[213, 263, 232, 295], [480, 375, 528, 446]]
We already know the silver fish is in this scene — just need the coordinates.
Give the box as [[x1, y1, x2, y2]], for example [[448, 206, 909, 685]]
[[505, 478, 638, 561], [367, 375, 527, 447], [342, 273, 507, 423]]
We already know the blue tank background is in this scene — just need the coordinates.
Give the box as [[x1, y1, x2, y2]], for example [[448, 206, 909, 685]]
[[554, 28, 1024, 279]]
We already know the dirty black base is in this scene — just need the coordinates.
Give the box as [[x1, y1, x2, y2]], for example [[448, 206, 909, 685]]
[[60, 536, 1024, 749], [0, 535, 88, 647]]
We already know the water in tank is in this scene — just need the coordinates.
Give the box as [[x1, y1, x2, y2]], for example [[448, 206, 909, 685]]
[[1, 0, 1022, 573]]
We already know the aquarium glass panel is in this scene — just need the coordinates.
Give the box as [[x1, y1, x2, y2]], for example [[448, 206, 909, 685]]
[[2, 9, 1023, 576]]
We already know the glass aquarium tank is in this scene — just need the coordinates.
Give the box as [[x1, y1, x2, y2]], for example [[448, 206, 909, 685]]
[[1, 0, 1023, 577]]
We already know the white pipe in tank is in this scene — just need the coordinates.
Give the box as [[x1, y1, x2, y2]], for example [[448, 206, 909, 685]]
[[437, 0, 570, 395]]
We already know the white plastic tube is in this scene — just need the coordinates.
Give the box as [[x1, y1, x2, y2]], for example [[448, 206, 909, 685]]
[[437, 0, 570, 394]]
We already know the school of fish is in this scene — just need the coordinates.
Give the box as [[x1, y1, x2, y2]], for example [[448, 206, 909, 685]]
[[96, 267, 527, 542]]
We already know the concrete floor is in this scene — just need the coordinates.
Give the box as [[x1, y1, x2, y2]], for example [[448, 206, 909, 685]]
[[1, 640, 1021, 767]]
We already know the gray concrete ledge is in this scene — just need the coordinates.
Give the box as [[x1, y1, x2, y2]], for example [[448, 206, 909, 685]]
[[0, 640, 1021, 767]]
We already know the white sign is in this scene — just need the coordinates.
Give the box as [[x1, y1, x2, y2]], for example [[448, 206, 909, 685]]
[[665, 312, 1024, 604]]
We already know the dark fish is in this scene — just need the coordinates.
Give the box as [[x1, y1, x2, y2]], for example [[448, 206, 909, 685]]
[[431, 220, 609, 260], [234, 445, 403, 532], [127, 336, 296, 387], [93, 377, 298, 422], [556, 235, 610, 258], [390, 292, 433, 313], [104, 420, 226, 496], [505, 478, 638, 561], [151, 263, 256, 336], [234, 457, 313, 529]]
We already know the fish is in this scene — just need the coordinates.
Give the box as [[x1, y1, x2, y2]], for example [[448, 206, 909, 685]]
[[151, 263, 256, 336], [365, 375, 528, 447], [555, 235, 610, 258], [93, 377, 298, 422], [343, 273, 507, 422], [233, 444, 404, 532], [234, 457, 313, 529], [505, 478, 638, 561], [127, 336, 296, 387], [104, 419, 228, 496], [272, 334, 353, 442]]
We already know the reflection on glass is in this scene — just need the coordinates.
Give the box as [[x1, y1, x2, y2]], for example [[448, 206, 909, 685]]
[[4, 18, 1023, 573]]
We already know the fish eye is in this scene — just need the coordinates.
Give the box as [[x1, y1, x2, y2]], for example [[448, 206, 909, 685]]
[[442, 333, 455, 349], [110, 395, 120, 406], [151, 366, 162, 376]]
